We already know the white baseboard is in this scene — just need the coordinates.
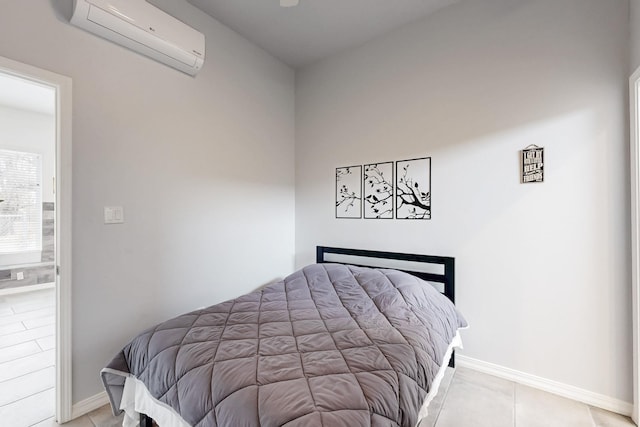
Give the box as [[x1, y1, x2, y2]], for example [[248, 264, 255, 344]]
[[71, 391, 109, 420], [456, 355, 633, 417]]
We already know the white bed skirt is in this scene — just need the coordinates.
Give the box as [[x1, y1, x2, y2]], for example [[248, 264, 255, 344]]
[[120, 375, 190, 427], [117, 330, 465, 427], [415, 329, 464, 426]]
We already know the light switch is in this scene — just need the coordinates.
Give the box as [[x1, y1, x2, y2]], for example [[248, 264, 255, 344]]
[[104, 206, 124, 224]]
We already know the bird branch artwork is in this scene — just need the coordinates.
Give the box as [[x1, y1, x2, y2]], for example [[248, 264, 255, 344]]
[[364, 162, 393, 219], [396, 157, 431, 220], [335, 166, 362, 218]]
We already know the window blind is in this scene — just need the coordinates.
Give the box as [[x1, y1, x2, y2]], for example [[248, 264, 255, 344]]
[[0, 149, 42, 255]]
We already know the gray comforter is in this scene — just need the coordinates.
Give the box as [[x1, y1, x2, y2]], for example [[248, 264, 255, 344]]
[[101, 263, 467, 427]]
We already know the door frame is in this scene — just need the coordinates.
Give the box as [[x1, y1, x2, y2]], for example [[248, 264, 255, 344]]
[[0, 56, 73, 423], [630, 66, 640, 425]]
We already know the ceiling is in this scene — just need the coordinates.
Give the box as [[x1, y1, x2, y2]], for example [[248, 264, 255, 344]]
[[0, 73, 55, 116], [187, 0, 459, 68]]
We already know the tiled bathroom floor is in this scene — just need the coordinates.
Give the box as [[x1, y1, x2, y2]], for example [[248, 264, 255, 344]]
[[0, 287, 56, 427]]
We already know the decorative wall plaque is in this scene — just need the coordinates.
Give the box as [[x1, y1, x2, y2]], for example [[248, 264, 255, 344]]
[[521, 145, 544, 183]]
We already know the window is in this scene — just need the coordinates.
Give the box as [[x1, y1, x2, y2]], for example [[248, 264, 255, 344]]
[[0, 149, 42, 265]]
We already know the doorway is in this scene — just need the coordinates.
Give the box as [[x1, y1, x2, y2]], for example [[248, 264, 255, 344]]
[[630, 67, 640, 425], [0, 56, 72, 425]]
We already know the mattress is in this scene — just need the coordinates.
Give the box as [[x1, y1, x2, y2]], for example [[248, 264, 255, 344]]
[[101, 263, 467, 427]]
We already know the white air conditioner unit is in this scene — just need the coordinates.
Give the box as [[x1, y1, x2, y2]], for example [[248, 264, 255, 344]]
[[70, 0, 205, 76]]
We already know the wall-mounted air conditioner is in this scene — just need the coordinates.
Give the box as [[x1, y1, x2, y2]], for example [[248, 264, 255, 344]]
[[70, 0, 205, 76]]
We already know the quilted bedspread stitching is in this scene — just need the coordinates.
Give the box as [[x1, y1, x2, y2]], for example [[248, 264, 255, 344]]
[[107, 263, 464, 427]]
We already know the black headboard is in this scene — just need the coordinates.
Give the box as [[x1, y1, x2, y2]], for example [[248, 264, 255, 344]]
[[316, 246, 455, 304]]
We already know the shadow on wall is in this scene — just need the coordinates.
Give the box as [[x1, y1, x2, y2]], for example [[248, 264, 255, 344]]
[[298, 0, 622, 156], [49, 0, 73, 23]]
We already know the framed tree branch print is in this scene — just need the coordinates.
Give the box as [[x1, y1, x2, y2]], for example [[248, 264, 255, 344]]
[[336, 165, 362, 218], [364, 162, 394, 219], [396, 157, 431, 220]]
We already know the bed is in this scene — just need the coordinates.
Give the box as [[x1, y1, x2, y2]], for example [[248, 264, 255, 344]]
[[101, 246, 467, 427]]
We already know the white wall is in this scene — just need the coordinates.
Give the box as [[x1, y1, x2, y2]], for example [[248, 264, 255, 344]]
[[0, 105, 55, 203], [632, 0, 640, 72], [296, 0, 631, 403], [0, 1, 295, 402]]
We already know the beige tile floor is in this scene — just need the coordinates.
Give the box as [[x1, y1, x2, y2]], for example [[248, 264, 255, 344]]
[[422, 367, 635, 427], [33, 405, 124, 427], [0, 288, 636, 426]]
